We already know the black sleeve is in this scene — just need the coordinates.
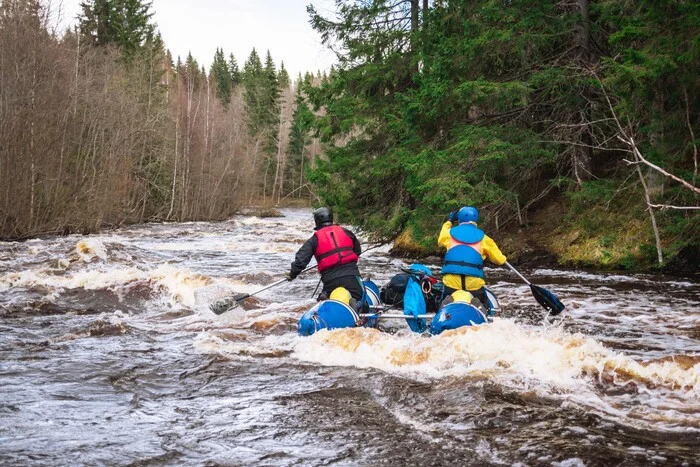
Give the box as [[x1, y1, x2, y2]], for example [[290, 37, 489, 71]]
[[343, 228, 362, 256], [290, 235, 317, 277]]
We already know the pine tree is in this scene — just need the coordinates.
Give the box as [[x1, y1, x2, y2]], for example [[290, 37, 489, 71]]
[[210, 47, 232, 105], [228, 53, 241, 86], [184, 52, 201, 91], [78, 0, 155, 57], [262, 50, 281, 133], [242, 48, 265, 136], [116, 0, 155, 57], [277, 61, 290, 88], [286, 77, 314, 197], [261, 50, 282, 195], [303, 72, 314, 87], [79, 0, 115, 46]]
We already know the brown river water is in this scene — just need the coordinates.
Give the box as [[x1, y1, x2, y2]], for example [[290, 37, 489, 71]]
[[1, 209, 698, 466]]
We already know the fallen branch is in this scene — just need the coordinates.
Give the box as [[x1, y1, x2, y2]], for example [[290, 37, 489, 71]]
[[618, 136, 700, 195], [648, 203, 700, 211]]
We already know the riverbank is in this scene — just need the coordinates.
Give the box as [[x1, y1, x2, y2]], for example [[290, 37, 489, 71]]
[[390, 199, 699, 277], [2, 198, 696, 278]]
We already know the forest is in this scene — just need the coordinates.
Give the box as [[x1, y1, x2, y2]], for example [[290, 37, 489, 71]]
[[0, 0, 323, 239], [1, 0, 698, 273], [304, 0, 699, 273]]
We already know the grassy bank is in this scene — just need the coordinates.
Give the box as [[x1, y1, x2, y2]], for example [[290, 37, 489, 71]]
[[391, 191, 699, 276]]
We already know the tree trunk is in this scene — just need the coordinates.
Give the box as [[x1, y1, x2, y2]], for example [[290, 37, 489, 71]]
[[29, 46, 37, 231], [573, 0, 592, 184], [168, 116, 178, 219], [410, 0, 420, 57], [635, 162, 664, 265]]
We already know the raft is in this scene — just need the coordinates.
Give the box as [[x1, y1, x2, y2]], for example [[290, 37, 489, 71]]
[[297, 279, 381, 337], [428, 288, 499, 334], [297, 281, 500, 336]]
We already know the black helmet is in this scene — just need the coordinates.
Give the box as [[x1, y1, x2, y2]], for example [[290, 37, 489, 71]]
[[313, 207, 333, 230]]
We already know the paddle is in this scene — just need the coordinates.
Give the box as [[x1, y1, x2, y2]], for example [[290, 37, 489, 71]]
[[209, 265, 316, 315], [504, 261, 565, 316]]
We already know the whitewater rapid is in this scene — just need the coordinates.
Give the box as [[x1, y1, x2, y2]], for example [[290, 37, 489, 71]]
[[1, 209, 698, 465]]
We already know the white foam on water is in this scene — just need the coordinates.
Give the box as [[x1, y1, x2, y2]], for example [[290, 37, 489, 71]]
[[551, 458, 586, 467], [0, 262, 211, 309], [74, 239, 108, 262], [291, 319, 700, 431], [193, 329, 298, 358], [536, 268, 697, 288], [148, 265, 211, 308]]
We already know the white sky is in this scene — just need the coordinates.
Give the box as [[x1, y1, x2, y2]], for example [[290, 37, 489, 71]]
[[52, 0, 338, 80]]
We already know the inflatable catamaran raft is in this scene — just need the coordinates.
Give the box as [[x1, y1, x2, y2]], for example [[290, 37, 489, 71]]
[[297, 276, 501, 336]]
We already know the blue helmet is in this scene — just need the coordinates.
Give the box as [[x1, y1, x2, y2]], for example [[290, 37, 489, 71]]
[[457, 206, 479, 224]]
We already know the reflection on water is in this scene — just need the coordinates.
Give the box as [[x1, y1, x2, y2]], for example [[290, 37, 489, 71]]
[[1, 209, 698, 465]]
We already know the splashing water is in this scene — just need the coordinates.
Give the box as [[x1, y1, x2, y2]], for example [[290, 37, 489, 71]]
[[0, 209, 698, 466]]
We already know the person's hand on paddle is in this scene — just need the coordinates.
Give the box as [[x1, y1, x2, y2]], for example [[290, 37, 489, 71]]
[[447, 211, 458, 224]]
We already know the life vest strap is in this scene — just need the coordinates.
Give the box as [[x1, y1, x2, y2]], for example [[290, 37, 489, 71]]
[[316, 246, 354, 261], [444, 260, 484, 270]]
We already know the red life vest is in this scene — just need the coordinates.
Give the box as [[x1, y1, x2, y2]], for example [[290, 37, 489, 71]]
[[314, 225, 359, 272]]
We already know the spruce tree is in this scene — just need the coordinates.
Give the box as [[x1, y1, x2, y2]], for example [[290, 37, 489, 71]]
[[277, 61, 290, 88], [184, 52, 201, 91], [79, 0, 155, 57], [286, 78, 314, 197], [261, 50, 282, 195], [303, 72, 314, 87], [228, 53, 241, 86], [79, 0, 115, 46], [117, 0, 155, 57], [242, 48, 265, 136], [263, 50, 281, 132], [210, 47, 232, 105]]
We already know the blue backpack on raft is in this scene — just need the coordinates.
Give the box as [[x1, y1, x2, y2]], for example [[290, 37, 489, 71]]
[[380, 264, 441, 333]]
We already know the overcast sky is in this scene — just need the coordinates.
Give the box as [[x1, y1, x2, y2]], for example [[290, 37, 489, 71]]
[[53, 0, 338, 80]]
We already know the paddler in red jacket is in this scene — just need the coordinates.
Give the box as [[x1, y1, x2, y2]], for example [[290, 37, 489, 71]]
[[287, 207, 364, 301], [438, 206, 507, 312]]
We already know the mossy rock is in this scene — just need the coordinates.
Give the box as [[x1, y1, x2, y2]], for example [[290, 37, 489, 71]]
[[390, 228, 433, 258], [256, 208, 284, 218], [240, 207, 285, 218]]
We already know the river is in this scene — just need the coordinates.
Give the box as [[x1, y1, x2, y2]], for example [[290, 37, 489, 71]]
[[1, 208, 698, 466]]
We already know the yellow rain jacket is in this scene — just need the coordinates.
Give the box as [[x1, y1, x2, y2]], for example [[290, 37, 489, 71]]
[[437, 220, 507, 290]]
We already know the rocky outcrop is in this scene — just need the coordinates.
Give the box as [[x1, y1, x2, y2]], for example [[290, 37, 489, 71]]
[[663, 245, 700, 277]]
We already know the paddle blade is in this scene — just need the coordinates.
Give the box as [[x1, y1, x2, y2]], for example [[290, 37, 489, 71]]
[[209, 293, 249, 315], [530, 285, 565, 316]]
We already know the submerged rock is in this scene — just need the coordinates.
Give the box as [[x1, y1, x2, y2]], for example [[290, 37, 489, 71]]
[[239, 206, 285, 218]]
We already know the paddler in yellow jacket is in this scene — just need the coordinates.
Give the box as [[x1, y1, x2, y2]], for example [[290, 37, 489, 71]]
[[438, 206, 506, 313]]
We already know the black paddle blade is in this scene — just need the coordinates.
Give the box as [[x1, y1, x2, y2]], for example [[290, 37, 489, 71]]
[[209, 293, 249, 315], [530, 285, 565, 316]]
